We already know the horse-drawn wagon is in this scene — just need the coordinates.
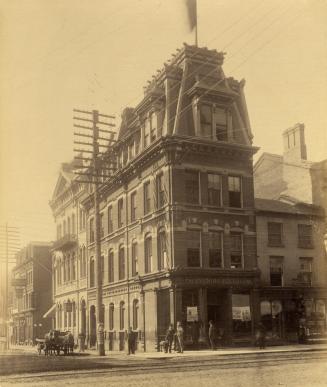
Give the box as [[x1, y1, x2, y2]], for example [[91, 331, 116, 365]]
[[36, 330, 74, 356]]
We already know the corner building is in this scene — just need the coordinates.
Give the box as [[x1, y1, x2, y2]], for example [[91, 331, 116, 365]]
[[84, 44, 259, 351]]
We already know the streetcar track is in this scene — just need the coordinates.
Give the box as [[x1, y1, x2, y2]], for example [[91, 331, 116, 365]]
[[2, 353, 327, 382]]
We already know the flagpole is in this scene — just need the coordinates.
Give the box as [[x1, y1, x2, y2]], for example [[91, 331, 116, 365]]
[[195, 0, 198, 46]]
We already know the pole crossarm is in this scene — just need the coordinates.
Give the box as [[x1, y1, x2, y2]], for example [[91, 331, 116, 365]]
[[73, 148, 94, 154], [74, 132, 94, 139]]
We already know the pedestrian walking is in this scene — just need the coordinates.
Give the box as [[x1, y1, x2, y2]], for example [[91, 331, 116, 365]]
[[208, 320, 216, 350], [126, 327, 135, 355], [176, 321, 184, 353], [257, 322, 266, 349], [165, 324, 175, 353]]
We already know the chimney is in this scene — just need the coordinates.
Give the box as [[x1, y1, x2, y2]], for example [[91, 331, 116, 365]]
[[282, 123, 307, 162]]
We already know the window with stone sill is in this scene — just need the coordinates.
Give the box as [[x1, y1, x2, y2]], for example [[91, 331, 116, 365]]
[[108, 206, 113, 233], [132, 241, 138, 276], [144, 234, 152, 273], [270, 256, 283, 286], [267, 222, 283, 247], [118, 246, 125, 280], [298, 224, 313, 248], [108, 250, 114, 283], [89, 218, 95, 243], [144, 181, 151, 214], [185, 170, 200, 204], [187, 230, 201, 267], [118, 198, 124, 228], [208, 231, 223, 268], [228, 176, 242, 208], [208, 173, 222, 206], [230, 233, 243, 269], [131, 191, 137, 222], [299, 257, 313, 285]]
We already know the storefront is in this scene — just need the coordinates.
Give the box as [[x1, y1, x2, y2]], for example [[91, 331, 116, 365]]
[[258, 288, 327, 343]]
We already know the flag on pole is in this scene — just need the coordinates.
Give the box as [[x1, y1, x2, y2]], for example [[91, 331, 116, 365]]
[[185, 0, 198, 46], [185, 0, 197, 31]]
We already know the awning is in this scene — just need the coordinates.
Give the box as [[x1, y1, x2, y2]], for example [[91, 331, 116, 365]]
[[43, 304, 56, 319]]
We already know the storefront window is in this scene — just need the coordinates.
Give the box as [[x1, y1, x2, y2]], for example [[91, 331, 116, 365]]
[[260, 300, 282, 340], [305, 299, 326, 337], [232, 294, 251, 339]]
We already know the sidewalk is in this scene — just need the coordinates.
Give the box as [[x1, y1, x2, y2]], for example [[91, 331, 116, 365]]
[[5, 342, 327, 360]]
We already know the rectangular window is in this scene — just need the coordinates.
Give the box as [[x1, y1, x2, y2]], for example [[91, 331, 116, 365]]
[[108, 206, 113, 233], [128, 141, 134, 160], [144, 181, 151, 214], [200, 105, 212, 138], [100, 213, 104, 238], [185, 170, 199, 204], [89, 218, 95, 243], [270, 256, 283, 286], [214, 107, 228, 141], [187, 230, 201, 267], [156, 173, 165, 208], [118, 198, 124, 228], [135, 132, 140, 155], [131, 191, 137, 222], [298, 224, 313, 248], [208, 231, 223, 268], [208, 173, 221, 206], [230, 233, 243, 269], [132, 242, 138, 276], [299, 257, 313, 285], [267, 222, 283, 246], [108, 251, 114, 283], [228, 176, 242, 208]]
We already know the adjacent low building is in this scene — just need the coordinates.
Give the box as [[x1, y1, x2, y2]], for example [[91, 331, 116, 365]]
[[255, 198, 327, 343]]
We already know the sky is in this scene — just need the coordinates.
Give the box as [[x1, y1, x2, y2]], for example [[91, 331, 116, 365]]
[[0, 0, 326, 248]]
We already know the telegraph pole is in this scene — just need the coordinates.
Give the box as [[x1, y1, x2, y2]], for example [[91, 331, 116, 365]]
[[0, 224, 20, 350], [73, 109, 116, 356]]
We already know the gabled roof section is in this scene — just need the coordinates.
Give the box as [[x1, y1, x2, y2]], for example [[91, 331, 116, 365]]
[[255, 198, 324, 217], [254, 152, 282, 172], [117, 107, 137, 140], [51, 161, 76, 201]]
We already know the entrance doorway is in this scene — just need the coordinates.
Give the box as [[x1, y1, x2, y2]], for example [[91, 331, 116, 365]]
[[81, 300, 86, 334]]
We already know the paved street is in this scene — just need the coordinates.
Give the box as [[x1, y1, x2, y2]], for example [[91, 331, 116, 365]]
[[1, 345, 327, 387], [1, 356, 327, 387]]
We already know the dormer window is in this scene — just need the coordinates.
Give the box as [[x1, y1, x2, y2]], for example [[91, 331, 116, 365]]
[[144, 119, 150, 148], [200, 105, 212, 138], [150, 112, 157, 142], [214, 107, 228, 141], [199, 104, 230, 141]]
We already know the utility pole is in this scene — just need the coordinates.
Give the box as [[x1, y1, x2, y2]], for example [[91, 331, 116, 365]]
[[73, 109, 116, 356], [0, 224, 20, 350]]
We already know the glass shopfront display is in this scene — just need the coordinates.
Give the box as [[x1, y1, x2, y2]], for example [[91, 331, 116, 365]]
[[304, 299, 327, 338], [232, 294, 252, 340], [260, 300, 283, 340]]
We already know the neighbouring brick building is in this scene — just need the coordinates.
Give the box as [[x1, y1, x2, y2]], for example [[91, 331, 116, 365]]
[[82, 44, 260, 351], [49, 160, 88, 345], [255, 198, 327, 343], [11, 242, 52, 344]]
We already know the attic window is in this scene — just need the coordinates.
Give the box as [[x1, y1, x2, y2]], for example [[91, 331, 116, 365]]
[[214, 107, 228, 141], [200, 105, 212, 139]]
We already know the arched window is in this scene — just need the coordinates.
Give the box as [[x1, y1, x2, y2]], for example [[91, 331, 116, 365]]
[[82, 246, 86, 277], [67, 254, 71, 281], [132, 240, 138, 276], [108, 249, 114, 283], [63, 256, 67, 282], [157, 229, 167, 271], [72, 253, 76, 280], [133, 299, 139, 330], [63, 220, 66, 235], [118, 245, 125, 280], [119, 301, 125, 330], [144, 234, 152, 273], [72, 302, 76, 327], [67, 217, 71, 234], [109, 303, 114, 330], [90, 257, 95, 287]]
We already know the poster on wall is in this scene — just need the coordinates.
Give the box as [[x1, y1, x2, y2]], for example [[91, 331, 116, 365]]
[[186, 306, 198, 322], [232, 306, 251, 321]]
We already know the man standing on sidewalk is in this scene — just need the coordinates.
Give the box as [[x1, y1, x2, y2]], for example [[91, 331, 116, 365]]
[[176, 322, 184, 353]]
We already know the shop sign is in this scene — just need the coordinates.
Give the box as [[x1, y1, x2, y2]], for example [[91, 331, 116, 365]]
[[183, 277, 253, 286], [186, 306, 198, 322]]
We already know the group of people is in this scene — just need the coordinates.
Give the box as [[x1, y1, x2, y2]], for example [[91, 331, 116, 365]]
[[164, 322, 184, 353]]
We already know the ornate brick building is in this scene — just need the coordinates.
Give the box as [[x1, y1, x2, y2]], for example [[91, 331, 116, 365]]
[[82, 44, 259, 351]]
